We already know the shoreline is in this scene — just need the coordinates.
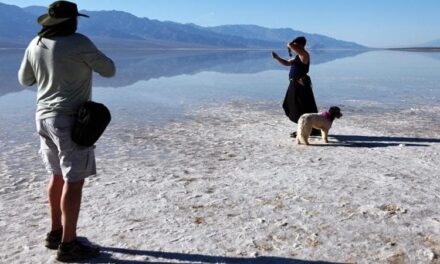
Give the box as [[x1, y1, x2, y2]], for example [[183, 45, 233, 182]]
[[3, 45, 440, 52], [386, 47, 440, 52]]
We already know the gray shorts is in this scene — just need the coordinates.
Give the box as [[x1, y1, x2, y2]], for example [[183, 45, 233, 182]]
[[36, 115, 96, 182]]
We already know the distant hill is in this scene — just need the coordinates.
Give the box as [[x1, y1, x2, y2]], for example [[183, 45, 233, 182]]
[[207, 25, 364, 49], [0, 2, 366, 49], [419, 38, 440, 47], [0, 3, 39, 43], [21, 5, 46, 16], [77, 10, 278, 48], [387, 38, 440, 52]]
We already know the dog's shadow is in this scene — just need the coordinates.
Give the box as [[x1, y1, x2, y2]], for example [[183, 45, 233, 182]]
[[88, 246, 344, 264], [321, 134, 440, 148]]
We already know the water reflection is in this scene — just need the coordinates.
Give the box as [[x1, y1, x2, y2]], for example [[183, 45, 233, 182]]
[[1, 49, 366, 96], [0, 50, 25, 97], [3, 49, 440, 109], [94, 49, 367, 87], [1, 49, 439, 142]]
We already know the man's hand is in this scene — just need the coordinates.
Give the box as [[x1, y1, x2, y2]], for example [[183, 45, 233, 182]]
[[271, 51, 279, 59]]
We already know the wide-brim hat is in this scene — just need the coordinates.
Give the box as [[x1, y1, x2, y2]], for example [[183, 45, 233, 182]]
[[38, 0, 89, 26]]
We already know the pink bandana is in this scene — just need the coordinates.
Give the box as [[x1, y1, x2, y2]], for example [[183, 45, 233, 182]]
[[322, 111, 331, 121]]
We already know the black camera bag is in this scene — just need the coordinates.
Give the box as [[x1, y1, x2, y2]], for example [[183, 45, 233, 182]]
[[72, 101, 111, 147]]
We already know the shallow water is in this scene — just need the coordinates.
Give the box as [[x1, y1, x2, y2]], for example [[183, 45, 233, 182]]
[[1, 49, 439, 143]]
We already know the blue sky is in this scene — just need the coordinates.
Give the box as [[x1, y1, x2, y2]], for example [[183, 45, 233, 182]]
[[2, 0, 440, 47]]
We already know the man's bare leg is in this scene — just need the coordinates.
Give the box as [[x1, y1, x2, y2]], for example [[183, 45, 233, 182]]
[[48, 175, 64, 231], [61, 179, 84, 243]]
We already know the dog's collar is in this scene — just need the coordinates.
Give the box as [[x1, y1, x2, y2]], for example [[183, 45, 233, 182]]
[[322, 111, 331, 121]]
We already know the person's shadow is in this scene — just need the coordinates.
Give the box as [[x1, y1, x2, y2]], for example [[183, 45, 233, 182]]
[[323, 134, 440, 148], [87, 246, 345, 264]]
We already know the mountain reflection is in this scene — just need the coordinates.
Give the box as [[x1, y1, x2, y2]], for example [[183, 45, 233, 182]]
[[1, 49, 365, 96]]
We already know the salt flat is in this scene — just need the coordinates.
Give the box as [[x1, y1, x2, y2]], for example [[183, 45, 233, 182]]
[[1, 102, 439, 263]]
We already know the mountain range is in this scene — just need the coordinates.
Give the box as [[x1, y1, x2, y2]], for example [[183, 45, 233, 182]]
[[0, 2, 367, 49]]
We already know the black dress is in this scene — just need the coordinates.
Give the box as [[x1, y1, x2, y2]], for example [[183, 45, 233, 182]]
[[282, 55, 318, 123]]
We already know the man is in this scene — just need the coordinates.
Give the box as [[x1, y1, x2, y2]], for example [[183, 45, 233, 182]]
[[272, 36, 320, 137], [18, 1, 115, 262]]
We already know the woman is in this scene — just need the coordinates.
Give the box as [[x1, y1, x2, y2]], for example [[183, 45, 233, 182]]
[[272, 36, 320, 137]]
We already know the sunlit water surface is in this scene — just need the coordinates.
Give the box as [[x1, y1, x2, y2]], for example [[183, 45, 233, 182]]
[[1, 49, 439, 144]]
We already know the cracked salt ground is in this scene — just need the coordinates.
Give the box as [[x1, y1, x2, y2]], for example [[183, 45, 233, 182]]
[[1, 102, 440, 263]]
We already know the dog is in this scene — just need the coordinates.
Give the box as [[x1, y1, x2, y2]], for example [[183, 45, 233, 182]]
[[296, 106, 343, 145]]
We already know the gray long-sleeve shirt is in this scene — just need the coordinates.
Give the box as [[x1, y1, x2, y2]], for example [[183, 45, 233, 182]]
[[18, 33, 116, 119]]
